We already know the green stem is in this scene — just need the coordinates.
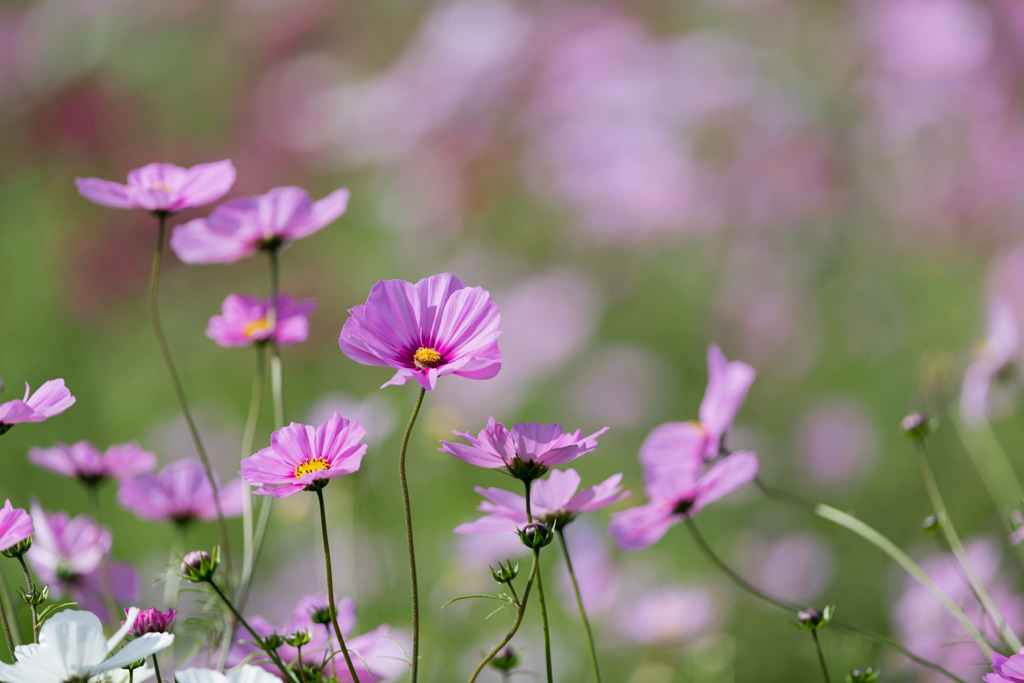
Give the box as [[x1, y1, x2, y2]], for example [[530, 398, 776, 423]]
[[399, 387, 426, 682], [556, 528, 602, 683], [468, 553, 538, 683], [810, 630, 832, 683], [150, 213, 232, 578], [268, 249, 284, 430], [685, 518, 969, 683], [295, 644, 308, 683], [522, 480, 553, 683], [152, 654, 163, 683], [914, 439, 1021, 650], [240, 343, 268, 604], [16, 556, 39, 642], [87, 485, 121, 623], [315, 487, 361, 683], [0, 568, 21, 649], [206, 579, 297, 682], [0, 591, 14, 662]]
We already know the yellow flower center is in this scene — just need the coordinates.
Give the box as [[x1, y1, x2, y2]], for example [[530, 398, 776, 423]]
[[150, 182, 176, 192], [244, 317, 273, 338], [294, 458, 330, 478], [413, 347, 443, 369]]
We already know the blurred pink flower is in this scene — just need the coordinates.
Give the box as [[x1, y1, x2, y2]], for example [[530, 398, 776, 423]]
[[29, 441, 156, 486], [27, 503, 138, 619], [698, 344, 756, 460], [206, 293, 316, 348], [0, 501, 32, 554], [454, 468, 627, 535], [439, 418, 607, 479], [987, 649, 1024, 682], [0, 379, 75, 434], [962, 298, 1019, 425], [614, 585, 720, 645], [170, 186, 348, 264], [339, 273, 501, 391], [117, 459, 244, 525], [240, 413, 366, 498], [739, 532, 834, 605], [75, 161, 236, 214], [797, 398, 879, 486], [609, 422, 757, 551]]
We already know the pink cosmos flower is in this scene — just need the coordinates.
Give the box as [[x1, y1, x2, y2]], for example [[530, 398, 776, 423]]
[[439, 418, 608, 480], [207, 293, 316, 348], [117, 459, 245, 525], [608, 422, 758, 551], [696, 344, 756, 460], [0, 379, 75, 434], [0, 501, 32, 553], [988, 649, 1024, 682], [338, 273, 501, 391], [170, 186, 349, 264], [29, 441, 156, 485], [123, 606, 177, 636], [455, 468, 628, 535], [240, 413, 367, 497], [962, 297, 1019, 426], [75, 161, 236, 213], [27, 503, 138, 619]]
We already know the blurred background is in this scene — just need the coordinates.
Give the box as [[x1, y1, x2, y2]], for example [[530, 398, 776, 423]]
[[5, 0, 1024, 680]]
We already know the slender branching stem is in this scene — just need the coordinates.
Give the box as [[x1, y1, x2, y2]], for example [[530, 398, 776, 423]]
[[16, 556, 39, 642], [468, 553, 539, 683], [557, 528, 602, 683], [315, 487, 361, 683], [0, 591, 14, 662], [810, 630, 832, 683], [240, 343, 268, 605], [522, 480, 553, 683], [152, 654, 163, 683], [399, 387, 426, 682], [149, 213, 231, 577], [206, 579, 297, 682]]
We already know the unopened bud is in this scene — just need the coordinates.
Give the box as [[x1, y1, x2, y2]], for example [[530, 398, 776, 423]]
[[901, 412, 932, 439], [285, 630, 311, 647], [922, 514, 941, 534], [180, 548, 219, 583], [796, 605, 834, 631], [311, 606, 333, 626], [518, 523, 553, 550], [491, 645, 522, 672], [490, 560, 519, 584], [846, 667, 880, 683], [261, 633, 284, 651]]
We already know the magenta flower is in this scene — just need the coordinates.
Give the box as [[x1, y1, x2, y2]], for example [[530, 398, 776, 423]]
[[123, 606, 177, 636], [117, 459, 244, 525], [608, 422, 758, 551], [456, 469, 628, 535], [697, 344, 756, 460], [0, 501, 33, 554], [170, 186, 349, 264], [240, 413, 367, 497], [987, 649, 1024, 682], [29, 441, 156, 486], [27, 503, 138, 618], [206, 293, 316, 348], [75, 161, 236, 214], [440, 418, 608, 480], [338, 273, 501, 391], [0, 379, 75, 434]]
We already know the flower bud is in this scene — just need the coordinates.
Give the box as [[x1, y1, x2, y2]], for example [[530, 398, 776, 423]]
[[922, 514, 942, 535], [261, 633, 284, 651], [124, 606, 177, 636], [285, 630, 311, 647], [22, 585, 47, 606], [1, 538, 31, 559], [490, 560, 519, 584], [180, 548, 219, 583], [846, 667, 880, 683], [796, 605, 834, 631], [518, 523, 553, 550], [490, 645, 522, 672], [901, 412, 932, 439], [311, 606, 333, 626]]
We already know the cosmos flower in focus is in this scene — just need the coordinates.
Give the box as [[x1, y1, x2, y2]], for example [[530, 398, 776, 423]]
[[338, 273, 501, 391], [0, 379, 75, 435], [75, 161, 236, 214], [123, 606, 177, 636], [171, 186, 349, 264], [207, 294, 317, 348]]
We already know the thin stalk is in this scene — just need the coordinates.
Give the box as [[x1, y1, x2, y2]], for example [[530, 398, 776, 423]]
[[165, 525, 187, 610], [152, 654, 163, 683], [315, 487, 361, 683], [206, 579, 298, 682], [522, 480, 552, 683], [556, 528, 602, 683], [268, 249, 284, 430], [399, 387, 426, 682], [685, 518, 969, 683], [150, 213, 231, 577], [914, 439, 1021, 650], [240, 343, 268, 600], [15, 556, 39, 642], [0, 570, 20, 648], [87, 485, 121, 623], [0, 591, 14, 662], [810, 631, 832, 683], [468, 553, 539, 683], [295, 644, 308, 683]]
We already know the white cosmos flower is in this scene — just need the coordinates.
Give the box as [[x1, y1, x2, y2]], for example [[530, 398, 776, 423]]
[[174, 667, 281, 683], [0, 608, 173, 683]]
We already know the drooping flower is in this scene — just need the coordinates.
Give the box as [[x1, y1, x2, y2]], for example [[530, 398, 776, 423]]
[[29, 441, 156, 486], [175, 666, 282, 683], [240, 413, 367, 497], [0, 608, 173, 683], [696, 344, 756, 460], [75, 160, 236, 214], [439, 418, 608, 481], [455, 468, 627, 535], [609, 422, 758, 551], [0, 379, 75, 434], [170, 186, 349, 264], [27, 503, 139, 619], [987, 649, 1024, 682], [0, 501, 32, 555], [338, 273, 501, 390], [117, 459, 245, 525], [206, 293, 317, 348], [962, 297, 1019, 426], [123, 606, 177, 636]]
